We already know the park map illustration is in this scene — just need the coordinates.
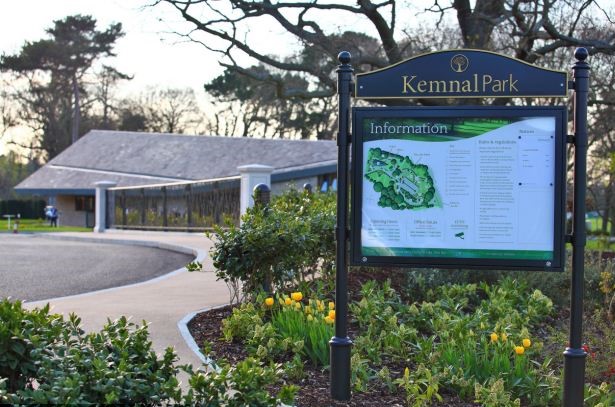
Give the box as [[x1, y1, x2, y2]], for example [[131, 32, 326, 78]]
[[365, 147, 440, 210]]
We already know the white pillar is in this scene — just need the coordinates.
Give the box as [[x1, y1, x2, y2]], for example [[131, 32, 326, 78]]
[[238, 164, 274, 218], [94, 181, 117, 233]]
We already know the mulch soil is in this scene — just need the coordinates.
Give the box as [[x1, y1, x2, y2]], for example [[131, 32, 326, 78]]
[[187, 269, 481, 406]]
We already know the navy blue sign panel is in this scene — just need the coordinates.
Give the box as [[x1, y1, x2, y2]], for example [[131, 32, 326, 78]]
[[355, 50, 568, 99]]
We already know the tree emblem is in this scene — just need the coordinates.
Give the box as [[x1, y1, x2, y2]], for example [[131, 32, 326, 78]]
[[450, 54, 469, 73]]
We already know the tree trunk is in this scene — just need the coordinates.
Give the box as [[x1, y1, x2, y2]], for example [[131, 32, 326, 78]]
[[72, 73, 81, 144]]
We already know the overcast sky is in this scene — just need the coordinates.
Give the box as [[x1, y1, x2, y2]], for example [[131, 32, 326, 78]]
[[0, 0, 306, 154], [0, 1, 435, 94], [0, 0, 229, 94]]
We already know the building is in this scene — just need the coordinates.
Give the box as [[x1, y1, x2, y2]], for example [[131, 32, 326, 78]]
[[15, 130, 337, 227]]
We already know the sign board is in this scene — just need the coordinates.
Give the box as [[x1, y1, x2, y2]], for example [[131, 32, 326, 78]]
[[355, 50, 568, 99], [351, 106, 566, 271]]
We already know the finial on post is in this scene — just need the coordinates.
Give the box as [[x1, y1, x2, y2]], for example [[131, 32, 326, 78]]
[[574, 47, 588, 62], [338, 51, 351, 65], [253, 183, 271, 206]]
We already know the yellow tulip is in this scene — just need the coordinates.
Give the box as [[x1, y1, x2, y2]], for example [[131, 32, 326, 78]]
[[291, 292, 303, 302], [264, 297, 274, 307], [514, 346, 525, 355], [284, 297, 292, 306], [324, 316, 334, 324], [307, 314, 314, 322], [294, 301, 301, 310], [522, 338, 531, 348], [316, 300, 325, 312], [490, 332, 498, 343], [328, 301, 335, 310], [329, 310, 336, 320], [501, 333, 508, 342]]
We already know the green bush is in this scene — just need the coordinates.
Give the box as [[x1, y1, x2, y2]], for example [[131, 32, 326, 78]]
[[15, 316, 181, 405], [0, 300, 66, 393], [221, 301, 264, 342], [210, 189, 335, 302], [182, 357, 297, 406], [0, 300, 297, 405], [0, 300, 181, 404]]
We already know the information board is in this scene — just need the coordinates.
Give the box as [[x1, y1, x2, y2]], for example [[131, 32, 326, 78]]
[[351, 106, 566, 271]]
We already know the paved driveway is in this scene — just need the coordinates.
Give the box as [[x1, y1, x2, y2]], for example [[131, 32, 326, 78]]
[[0, 234, 194, 302], [20, 230, 229, 385]]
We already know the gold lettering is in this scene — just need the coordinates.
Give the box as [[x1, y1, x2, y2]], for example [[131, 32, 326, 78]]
[[430, 80, 447, 93], [402, 73, 520, 95], [482, 75, 493, 92], [461, 80, 472, 92], [402, 75, 417, 93], [509, 74, 518, 92], [449, 80, 461, 93]]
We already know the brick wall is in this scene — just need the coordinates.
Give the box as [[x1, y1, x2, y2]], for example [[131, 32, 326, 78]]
[[55, 195, 92, 228]]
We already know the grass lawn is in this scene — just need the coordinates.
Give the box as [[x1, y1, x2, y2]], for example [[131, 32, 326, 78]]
[[586, 216, 613, 235], [0, 218, 91, 233], [586, 238, 615, 251]]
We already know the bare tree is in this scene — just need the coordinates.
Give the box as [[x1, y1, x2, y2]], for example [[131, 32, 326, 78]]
[[118, 86, 203, 134], [95, 65, 133, 129], [0, 86, 17, 140], [155, 0, 614, 103]]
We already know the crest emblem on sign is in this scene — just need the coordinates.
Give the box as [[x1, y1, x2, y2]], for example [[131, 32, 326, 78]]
[[451, 54, 469, 73]]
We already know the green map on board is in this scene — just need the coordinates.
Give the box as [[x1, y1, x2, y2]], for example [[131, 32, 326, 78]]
[[365, 148, 441, 210]]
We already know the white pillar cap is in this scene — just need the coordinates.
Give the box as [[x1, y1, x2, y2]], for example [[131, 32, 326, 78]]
[[94, 181, 117, 188], [237, 164, 274, 174]]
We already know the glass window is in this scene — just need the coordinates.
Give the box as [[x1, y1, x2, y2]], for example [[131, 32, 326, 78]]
[[75, 196, 95, 212]]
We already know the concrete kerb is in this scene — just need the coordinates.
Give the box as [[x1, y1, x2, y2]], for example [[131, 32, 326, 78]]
[[178, 305, 293, 407], [178, 304, 229, 370]]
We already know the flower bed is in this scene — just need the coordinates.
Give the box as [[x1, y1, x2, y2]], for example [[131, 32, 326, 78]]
[[188, 266, 615, 406], [185, 189, 615, 406]]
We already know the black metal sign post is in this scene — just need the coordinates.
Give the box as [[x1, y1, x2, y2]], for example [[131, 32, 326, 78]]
[[330, 48, 590, 405], [330, 51, 353, 401], [563, 47, 590, 407]]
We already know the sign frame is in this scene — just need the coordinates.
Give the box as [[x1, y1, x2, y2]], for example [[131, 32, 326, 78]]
[[354, 49, 569, 99], [350, 105, 567, 272]]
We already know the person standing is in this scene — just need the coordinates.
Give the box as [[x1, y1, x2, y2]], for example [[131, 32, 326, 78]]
[[49, 206, 58, 227]]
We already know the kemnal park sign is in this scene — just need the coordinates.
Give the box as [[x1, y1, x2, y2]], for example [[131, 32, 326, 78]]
[[329, 48, 591, 407], [355, 49, 568, 99]]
